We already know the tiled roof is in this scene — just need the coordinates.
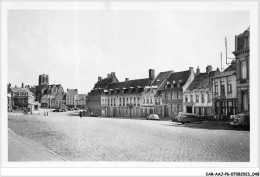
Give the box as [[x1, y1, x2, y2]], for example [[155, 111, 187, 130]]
[[67, 89, 78, 96], [34, 85, 48, 91], [167, 70, 190, 84], [10, 87, 20, 92], [88, 89, 103, 96], [12, 87, 34, 97], [106, 78, 150, 90], [187, 71, 217, 91], [75, 94, 86, 101], [212, 70, 236, 79], [94, 76, 118, 89], [224, 61, 236, 72], [151, 71, 173, 86]]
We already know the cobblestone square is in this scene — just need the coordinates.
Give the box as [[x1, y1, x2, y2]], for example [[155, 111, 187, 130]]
[[8, 111, 249, 162]]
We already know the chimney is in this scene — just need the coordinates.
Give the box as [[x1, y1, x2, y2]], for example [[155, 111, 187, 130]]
[[206, 65, 212, 73], [107, 74, 111, 78], [189, 67, 194, 75], [98, 76, 102, 81], [111, 72, 115, 77], [125, 78, 129, 82], [8, 83, 11, 87], [196, 66, 200, 75], [15, 85, 17, 88], [149, 69, 155, 80], [22, 83, 24, 88]]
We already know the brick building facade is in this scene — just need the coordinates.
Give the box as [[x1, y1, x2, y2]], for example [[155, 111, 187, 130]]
[[233, 29, 250, 114], [86, 72, 119, 116], [160, 67, 195, 118]]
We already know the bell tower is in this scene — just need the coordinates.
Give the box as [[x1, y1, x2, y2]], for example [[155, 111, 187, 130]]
[[39, 74, 49, 85]]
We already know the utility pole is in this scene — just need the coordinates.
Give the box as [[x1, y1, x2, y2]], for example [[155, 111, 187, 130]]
[[220, 52, 223, 72], [225, 37, 229, 65], [225, 37, 235, 65]]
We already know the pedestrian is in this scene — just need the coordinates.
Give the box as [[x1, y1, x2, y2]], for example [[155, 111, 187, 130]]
[[79, 111, 82, 118], [47, 112, 48, 116]]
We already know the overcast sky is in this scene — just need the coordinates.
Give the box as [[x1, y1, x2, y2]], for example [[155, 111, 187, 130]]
[[7, 9, 249, 93]]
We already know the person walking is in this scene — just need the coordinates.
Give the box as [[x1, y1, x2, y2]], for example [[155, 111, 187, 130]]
[[79, 111, 82, 118]]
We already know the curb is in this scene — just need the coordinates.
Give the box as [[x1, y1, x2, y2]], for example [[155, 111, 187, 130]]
[[8, 128, 69, 162]]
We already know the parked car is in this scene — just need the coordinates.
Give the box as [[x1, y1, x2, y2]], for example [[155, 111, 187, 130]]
[[74, 108, 79, 111], [146, 114, 159, 120], [172, 112, 202, 124], [90, 112, 98, 117], [53, 109, 62, 112], [230, 113, 249, 127], [61, 108, 68, 112]]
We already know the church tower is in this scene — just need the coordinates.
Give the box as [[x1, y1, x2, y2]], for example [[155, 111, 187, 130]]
[[38, 74, 49, 85]]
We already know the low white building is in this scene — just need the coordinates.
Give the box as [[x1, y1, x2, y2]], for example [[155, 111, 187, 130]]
[[212, 62, 237, 117]]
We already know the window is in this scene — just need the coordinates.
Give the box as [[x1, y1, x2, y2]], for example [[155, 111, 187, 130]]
[[242, 91, 249, 111], [147, 98, 149, 104], [177, 91, 182, 100], [228, 84, 232, 93], [196, 94, 199, 103], [185, 95, 188, 102], [134, 97, 136, 106], [123, 98, 125, 106], [207, 94, 211, 103], [177, 104, 181, 113], [244, 36, 249, 48], [130, 97, 132, 104], [143, 97, 145, 104], [114, 98, 116, 106], [150, 97, 152, 104], [165, 92, 168, 100], [137, 97, 140, 106], [190, 95, 193, 102], [215, 83, 218, 94], [108, 99, 110, 106], [241, 60, 247, 79], [221, 82, 225, 94], [171, 104, 174, 113], [119, 98, 121, 106], [171, 92, 174, 99], [202, 94, 205, 103], [111, 98, 113, 106]]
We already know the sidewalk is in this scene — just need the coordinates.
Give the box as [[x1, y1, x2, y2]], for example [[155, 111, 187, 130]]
[[8, 129, 68, 161]]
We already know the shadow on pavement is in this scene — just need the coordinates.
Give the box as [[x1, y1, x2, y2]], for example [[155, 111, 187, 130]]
[[163, 121, 250, 131]]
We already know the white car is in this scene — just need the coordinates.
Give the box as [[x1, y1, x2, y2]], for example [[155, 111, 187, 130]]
[[146, 114, 159, 120]]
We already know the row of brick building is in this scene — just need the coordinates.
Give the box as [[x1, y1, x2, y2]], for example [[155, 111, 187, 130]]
[[86, 29, 250, 119]]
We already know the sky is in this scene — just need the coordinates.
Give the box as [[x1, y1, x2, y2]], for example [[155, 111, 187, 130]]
[[7, 9, 249, 94]]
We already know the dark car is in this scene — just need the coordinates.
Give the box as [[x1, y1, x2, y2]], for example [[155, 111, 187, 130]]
[[61, 108, 68, 112], [90, 112, 98, 117], [53, 109, 62, 112]]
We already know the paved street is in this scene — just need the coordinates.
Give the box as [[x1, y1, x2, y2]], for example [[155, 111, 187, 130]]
[[8, 129, 67, 161], [8, 111, 249, 162]]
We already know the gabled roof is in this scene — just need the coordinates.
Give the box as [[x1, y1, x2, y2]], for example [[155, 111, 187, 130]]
[[12, 87, 34, 96], [151, 71, 173, 86], [67, 89, 78, 96], [106, 78, 150, 90], [212, 70, 236, 79], [186, 70, 217, 91], [94, 76, 119, 89], [34, 84, 48, 91], [167, 70, 190, 84], [10, 87, 20, 92], [75, 94, 86, 101], [224, 60, 236, 72]]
